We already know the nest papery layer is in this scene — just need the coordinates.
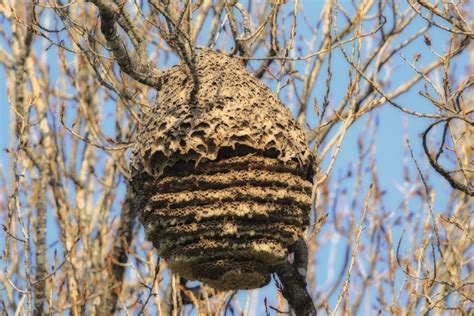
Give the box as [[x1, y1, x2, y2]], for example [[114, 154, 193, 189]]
[[141, 155, 312, 290], [134, 50, 313, 178]]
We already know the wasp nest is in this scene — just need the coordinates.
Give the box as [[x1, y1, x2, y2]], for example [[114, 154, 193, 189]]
[[131, 50, 314, 290]]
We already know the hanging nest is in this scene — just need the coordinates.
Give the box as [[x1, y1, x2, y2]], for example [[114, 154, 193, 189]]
[[130, 50, 314, 290]]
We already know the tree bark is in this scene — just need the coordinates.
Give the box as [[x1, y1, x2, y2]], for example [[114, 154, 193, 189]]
[[276, 239, 316, 316]]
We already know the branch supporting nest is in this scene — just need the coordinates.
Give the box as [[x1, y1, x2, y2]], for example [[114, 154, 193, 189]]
[[88, 0, 164, 88], [275, 239, 316, 316]]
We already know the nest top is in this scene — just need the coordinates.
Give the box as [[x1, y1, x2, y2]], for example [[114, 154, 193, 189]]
[[132, 50, 313, 178]]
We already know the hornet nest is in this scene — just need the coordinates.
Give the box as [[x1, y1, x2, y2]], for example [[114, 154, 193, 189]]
[[130, 50, 314, 290]]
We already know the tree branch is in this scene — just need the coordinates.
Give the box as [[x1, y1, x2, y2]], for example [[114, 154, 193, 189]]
[[102, 187, 137, 314], [275, 239, 316, 316], [422, 118, 474, 196], [88, 0, 164, 88]]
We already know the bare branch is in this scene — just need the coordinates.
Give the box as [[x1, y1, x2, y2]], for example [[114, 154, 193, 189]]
[[87, 0, 164, 88], [275, 239, 316, 316], [422, 118, 474, 196]]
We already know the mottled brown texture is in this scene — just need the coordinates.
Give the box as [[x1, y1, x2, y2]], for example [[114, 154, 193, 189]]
[[131, 50, 314, 290]]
